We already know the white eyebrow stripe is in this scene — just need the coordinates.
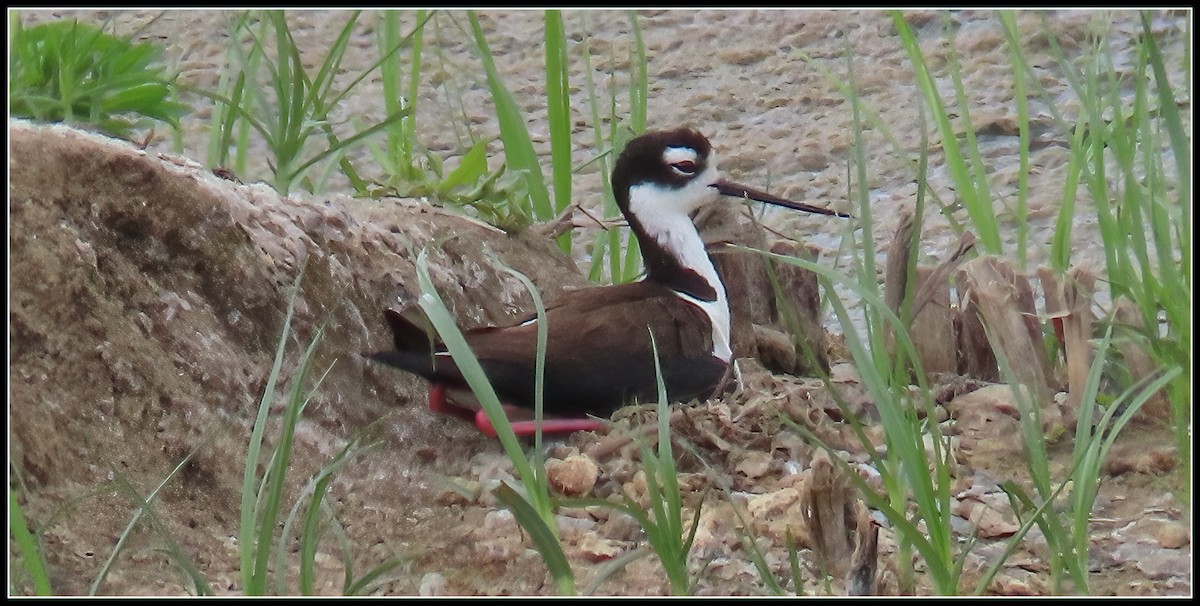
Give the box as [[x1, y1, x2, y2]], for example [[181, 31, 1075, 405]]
[[663, 146, 698, 165]]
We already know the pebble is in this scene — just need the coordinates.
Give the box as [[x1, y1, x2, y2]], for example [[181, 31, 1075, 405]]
[[546, 454, 599, 497], [1157, 522, 1189, 549], [419, 572, 448, 596]]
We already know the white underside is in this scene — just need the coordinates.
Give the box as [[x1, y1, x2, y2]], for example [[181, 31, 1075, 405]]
[[628, 165, 732, 362]]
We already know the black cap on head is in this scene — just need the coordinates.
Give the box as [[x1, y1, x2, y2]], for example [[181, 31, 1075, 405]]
[[612, 128, 713, 210]]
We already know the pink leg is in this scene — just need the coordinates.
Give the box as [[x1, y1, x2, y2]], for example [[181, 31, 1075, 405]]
[[474, 408, 605, 438], [428, 384, 605, 436], [427, 384, 476, 422]]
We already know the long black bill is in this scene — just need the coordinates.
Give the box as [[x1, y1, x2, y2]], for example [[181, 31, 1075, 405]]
[[714, 179, 851, 218]]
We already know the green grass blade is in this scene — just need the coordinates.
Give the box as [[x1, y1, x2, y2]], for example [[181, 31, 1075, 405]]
[[403, 12, 427, 164], [494, 483, 576, 595], [545, 10, 572, 253], [1049, 118, 1088, 271], [1141, 12, 1190, 209], [253, 323, 325, 593], [287, 107, 412, 184], [253, 333, 318, 592], [843, 39, 884, 374], [646, 332, 694, 594], [298, 472, 334, 595], [891, 11, 1001, 253], [240, 269, 304, 594], [10, 488, 52, 596], [343, 555, 406, 596], [467, 12, 553, 221], [994, 340, 1079, 592], [100, 468, 214, 596], [627, 11, 648, 134], [999, 11, 1031, 267], [941, 13, 995, 237], [615, 26, 644, 282], [975, 477, 1076, 595], [305, 11, 359, 110], [579, 25, 617, 284], [438, 138, 490, 191], [380, 11, 429, 175], [753, 242, 962, 592], [90, 445, 207, 596], [211, 70, 246, 169], [380, 11, 404, 159], [272, 361, 362, 596], [786, 530, 804, 595], [413, 249, 571, 591], [1138, 10, 1191, 472], [498, 264, 553, 505]]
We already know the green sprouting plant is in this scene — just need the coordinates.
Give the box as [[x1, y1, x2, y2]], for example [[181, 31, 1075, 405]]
[[370, 10, 648, 265], [462, 10, 649, 263], [981, 325, 1181, 595], [582, 10, 648, 285], [713, 27, 968, 594], [774, 284, 964, 597], [369, 135, 539, 232], [984, 9, 1190, 482], [891, 11, 1002, 255], [240, 272, 399, 595], [574, 334, 702, 596], [199, 10, 418, 195], [368, 9, 473, 202], [8, 15, 189, 138], [747, 92, 963, 590], [9, 462, 215, 597], [1041, 12, 1190, 481], [413, 248, 577, 595], [892, 12, 1188, 472], [377, 10, 428, 186], [12, 277, 396, 597], [204, 11, 258, 177], [90, 450, 213, 596], [366, 12, 539, 233], [467, 12, 559, 228], [768, 246, 966, 595], [620, 340, 703, 596]]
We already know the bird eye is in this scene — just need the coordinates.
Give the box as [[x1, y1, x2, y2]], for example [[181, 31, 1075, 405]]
[[670, 160, 698, 176]]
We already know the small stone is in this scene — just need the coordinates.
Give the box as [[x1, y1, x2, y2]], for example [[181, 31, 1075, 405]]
[[546, 455, 599, 497], [419, 572, 448, 596], [1157, 522, 1189, 549], [576, 534, 625, 562], [734, 450, 773, 480]]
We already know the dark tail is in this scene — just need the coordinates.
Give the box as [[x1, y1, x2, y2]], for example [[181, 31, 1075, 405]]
[[364, 309, 439, 377]]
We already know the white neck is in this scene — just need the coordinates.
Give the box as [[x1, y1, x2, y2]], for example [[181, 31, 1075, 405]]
[[628, 180, 732, 362]]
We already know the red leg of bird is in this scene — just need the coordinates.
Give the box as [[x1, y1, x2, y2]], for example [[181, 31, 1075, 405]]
[[474, 408, 606, 438], [427, 384, 476, 422], [429, 384, 604, 436]]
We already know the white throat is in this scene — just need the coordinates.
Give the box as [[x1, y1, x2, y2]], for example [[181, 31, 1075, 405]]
[[627, 173, 732, 362]]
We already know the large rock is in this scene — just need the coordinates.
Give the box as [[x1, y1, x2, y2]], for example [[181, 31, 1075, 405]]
[[8, 120, 588, 594]]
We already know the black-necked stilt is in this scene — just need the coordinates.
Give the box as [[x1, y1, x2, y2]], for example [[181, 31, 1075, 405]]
[[369, 128, 848, 436]]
